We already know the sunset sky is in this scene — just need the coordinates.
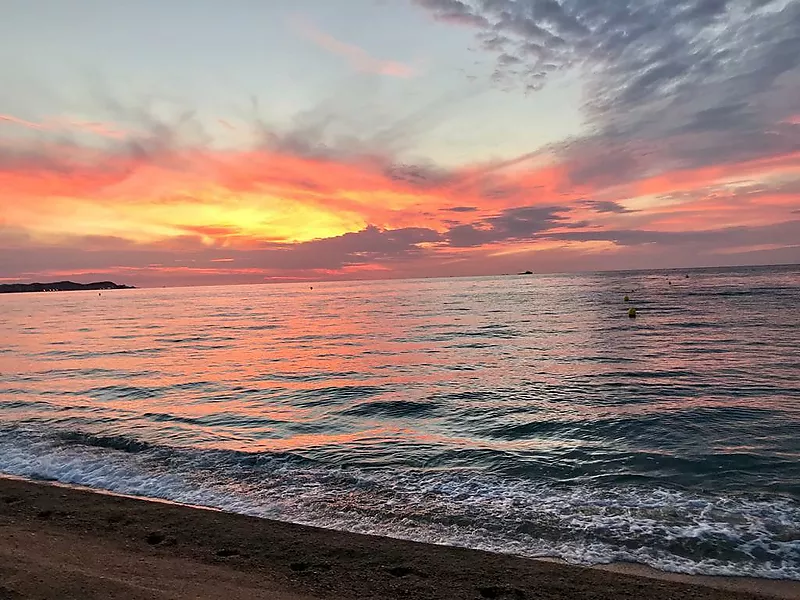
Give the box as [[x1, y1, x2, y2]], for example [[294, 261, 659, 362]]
[[1, 0, 798, 286]]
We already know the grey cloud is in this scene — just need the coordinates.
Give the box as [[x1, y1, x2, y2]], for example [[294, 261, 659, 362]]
[[442, 205, 480, 212], [489, 205, 568, 235], [383, 162, 457, 188], [677, 103, 753, 134], [297, 225, 442, 263], [0, 82, 487, 197], [413, 0, 490, 27], [0, 225, 444, 281], [6, 222, 797, 285], [0, 224, 32, 247], [581, 199, 635, 213], [479, 33, 511, 51], [479, 184, 524, 199], [414, 0, 800, 182], [565, 219, 591, 228], [497, 53, 523, 66], [445, 204, 569, 246], [442, 223, 491, 247]]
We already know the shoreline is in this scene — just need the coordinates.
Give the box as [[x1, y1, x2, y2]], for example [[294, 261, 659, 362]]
[[1, 476, 798, 599]]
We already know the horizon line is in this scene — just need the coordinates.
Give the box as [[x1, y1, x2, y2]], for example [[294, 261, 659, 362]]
[[2, 261, 797, 291]]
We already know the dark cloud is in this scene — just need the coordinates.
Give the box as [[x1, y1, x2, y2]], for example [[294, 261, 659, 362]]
[[294, 225, 442, 265], [442, 206, 480, 212], [497, 53, 523, 66], [446, 223, 493, 247], [581, 199, 635, 213], [383, 162, 457, 188], [479, 33, 512, 52], [0, 225, 444, 282], [678, 102, 752, 133], [4, 216, 797, 285], [413, 0, 800, 182], [445, 204, 569, 246]]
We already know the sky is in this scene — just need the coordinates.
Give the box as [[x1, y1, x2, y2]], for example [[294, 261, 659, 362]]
[[1, 0, 798, 286]]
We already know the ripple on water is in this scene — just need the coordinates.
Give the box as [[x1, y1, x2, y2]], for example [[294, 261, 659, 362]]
[[0, 266, 798, 579]]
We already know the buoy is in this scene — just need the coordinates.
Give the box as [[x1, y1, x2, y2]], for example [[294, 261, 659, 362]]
[[623, 295, 630, 302], [628, 307, 637, 318]]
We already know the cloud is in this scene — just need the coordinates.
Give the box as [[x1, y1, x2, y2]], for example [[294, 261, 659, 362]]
[[445, 205, 570, 247], [413, 0, 490, 27], [581, 200, 635, 214], [292, 16, 417, 78], [178, 225, 244, 238], [1, 0, 797, 285], [413, 0, 800, 184], [0, 224, 443, 284], [1, 113, 128, 138], [442, 206, 479, 212], [1, 115, 50, 131], [543, 220, 800, 249], [1, 75, 797, 285]]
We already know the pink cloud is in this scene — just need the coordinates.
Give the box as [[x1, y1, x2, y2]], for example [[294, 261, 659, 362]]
[[292, 17, 417, 78], [0, 114, 127, 138], [0, 115, 49, 131]]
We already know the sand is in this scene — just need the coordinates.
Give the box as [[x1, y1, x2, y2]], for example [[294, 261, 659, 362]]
[[1, 476, 797, 600]]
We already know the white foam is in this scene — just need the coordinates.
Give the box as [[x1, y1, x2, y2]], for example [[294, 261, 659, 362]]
[[0, 430, 798, 580]]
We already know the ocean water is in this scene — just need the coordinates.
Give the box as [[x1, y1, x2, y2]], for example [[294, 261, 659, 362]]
[[1, 265, 799, 579]]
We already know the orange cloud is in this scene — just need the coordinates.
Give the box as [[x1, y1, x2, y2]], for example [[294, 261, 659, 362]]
[[624, 152, 800, 200], [1, 110, 797, 284], [1, 139, 794, 245], [292, 17, 417, 78]]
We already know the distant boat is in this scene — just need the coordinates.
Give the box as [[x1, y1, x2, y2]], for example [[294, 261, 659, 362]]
[[518, 270, 534, 275]]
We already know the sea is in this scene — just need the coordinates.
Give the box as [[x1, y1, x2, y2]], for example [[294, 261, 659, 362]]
[[1, 265, 799, 580]]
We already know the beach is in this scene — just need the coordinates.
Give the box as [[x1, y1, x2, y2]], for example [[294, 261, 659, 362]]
[[3, 0, 799, 590], [2, 268, 799, 595], [2, 476, 798, 600]]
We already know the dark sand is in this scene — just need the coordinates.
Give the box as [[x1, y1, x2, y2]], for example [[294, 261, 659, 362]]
[[1, 477, 798, 600]]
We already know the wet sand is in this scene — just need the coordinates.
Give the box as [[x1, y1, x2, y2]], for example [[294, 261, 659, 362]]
[[1, 476, 797, 600]]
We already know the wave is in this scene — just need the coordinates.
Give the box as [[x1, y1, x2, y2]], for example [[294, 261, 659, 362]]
[[57, 431, 152, 453], [1, 427, 798, 580]]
